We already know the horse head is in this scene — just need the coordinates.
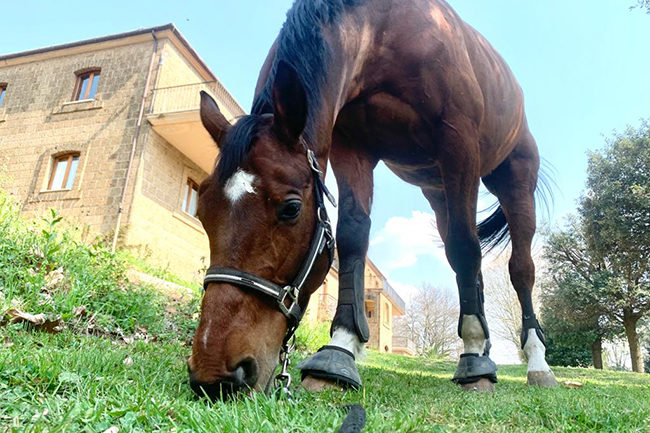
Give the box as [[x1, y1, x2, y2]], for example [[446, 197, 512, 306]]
[[187, 62, 332, 399]]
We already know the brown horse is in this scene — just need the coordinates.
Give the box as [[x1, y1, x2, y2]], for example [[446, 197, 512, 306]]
[[188, 0, 557, 399]]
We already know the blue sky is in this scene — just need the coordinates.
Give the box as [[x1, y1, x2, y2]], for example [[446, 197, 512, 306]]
[[2, 1, 649, 299]]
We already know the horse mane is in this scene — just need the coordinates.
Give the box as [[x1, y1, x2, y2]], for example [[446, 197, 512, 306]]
[[216, 0, 366, 185], [216, 115, 264, 184]]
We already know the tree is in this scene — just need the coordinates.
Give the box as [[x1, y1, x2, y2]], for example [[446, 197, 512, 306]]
[[482, 252, 536, 363], [541, 218, 620, 368], [631, 0, 650, 13], [396, 284, 459, 358], [579, 122, 650, 372]]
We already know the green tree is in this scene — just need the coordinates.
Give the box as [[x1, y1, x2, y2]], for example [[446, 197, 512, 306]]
[[541, 219, 621, 368], [631, 0, 650, 13], [580, 122, 650, 372]]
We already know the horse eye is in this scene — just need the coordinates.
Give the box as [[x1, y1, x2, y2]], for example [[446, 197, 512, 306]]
[[278, 199, 302, 221]]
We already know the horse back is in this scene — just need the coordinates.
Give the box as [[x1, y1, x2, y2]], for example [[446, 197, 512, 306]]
[[338, 0, 531, 175]]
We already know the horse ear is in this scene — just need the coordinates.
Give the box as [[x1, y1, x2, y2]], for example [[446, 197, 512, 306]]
[[272, 60, 307, 144], [200, 91, 230, 148]]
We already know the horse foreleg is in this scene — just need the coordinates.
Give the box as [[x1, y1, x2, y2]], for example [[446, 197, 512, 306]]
[[298, 143, 376, 391], [435, 124, 497, 391]]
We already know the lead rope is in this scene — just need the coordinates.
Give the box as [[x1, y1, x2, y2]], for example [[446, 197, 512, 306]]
[[273, 336, 296, 400], [270, 145, 365, 431], [272, 339, 367, 432]]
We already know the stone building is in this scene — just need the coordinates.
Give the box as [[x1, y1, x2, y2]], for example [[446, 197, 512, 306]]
[[0, 24, 244, 281], [0, 25, 414, 355], [304, 258, 414, 355]]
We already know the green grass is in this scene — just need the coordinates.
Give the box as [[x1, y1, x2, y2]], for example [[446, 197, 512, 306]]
[[2, 190, 650, 432], [117, 251, 202, 292], [2, 328, 650, 433]]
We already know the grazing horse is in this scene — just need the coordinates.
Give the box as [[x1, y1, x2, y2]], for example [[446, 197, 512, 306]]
[[188, 0, 557, 399]]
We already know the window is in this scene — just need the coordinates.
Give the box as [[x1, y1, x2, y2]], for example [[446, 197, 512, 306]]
[[72, 69, 100, 101], [182, 178, 199, 217], [48, 153, 79, 190], [0, 84, 6, 108], [383, 301, 390, 325]]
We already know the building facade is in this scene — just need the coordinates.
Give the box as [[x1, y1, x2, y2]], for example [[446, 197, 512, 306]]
[[0, 25, 414, 355], [0, 25, 243, 281], [303, 258, 414, 355]]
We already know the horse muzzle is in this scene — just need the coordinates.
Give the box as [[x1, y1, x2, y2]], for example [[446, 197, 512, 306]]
[[188, 357, 259, 401]]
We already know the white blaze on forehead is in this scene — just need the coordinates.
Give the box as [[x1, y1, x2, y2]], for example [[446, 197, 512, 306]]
[[329, 328, 366, 360], [224, 169, 257, 203]]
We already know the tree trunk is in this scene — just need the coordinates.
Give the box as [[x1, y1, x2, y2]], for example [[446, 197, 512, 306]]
[[591, 336, 603, 370], [622, 310, 643, 373]]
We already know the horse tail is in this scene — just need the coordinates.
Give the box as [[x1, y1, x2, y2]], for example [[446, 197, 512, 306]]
[[477, 158, 555, 254], [477, 204, 509, 253]]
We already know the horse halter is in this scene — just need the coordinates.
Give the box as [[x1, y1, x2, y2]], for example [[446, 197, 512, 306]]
[[202, 147, 337, 348]]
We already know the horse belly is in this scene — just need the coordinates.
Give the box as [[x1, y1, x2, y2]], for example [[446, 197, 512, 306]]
[[383, 161, 443, 189]]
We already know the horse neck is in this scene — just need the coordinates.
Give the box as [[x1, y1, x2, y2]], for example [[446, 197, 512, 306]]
[[303, 16, 373, 166]]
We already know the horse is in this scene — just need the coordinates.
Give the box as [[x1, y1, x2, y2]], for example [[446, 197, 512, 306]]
[[188, 0, 557, 399]]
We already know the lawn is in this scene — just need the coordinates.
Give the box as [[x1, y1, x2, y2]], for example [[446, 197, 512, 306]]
[[1, 191, 650, 432], [2, 326, 650, 433]]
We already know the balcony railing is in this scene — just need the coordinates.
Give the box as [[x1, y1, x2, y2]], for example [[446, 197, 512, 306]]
[[149, 81, 245, 116], [392, 336, 417, 354], [382, 278, 406, 313]]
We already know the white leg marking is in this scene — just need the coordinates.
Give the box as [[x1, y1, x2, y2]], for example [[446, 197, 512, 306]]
[[461, 314, 487, 354], [224, 169, 256, 203], [329, 328, 366, 360], [524, 329, 551, 373]]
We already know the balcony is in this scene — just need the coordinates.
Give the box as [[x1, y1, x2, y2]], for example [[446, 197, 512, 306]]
[[382, 278, 406, 315], [146, 81, 245, 173], [392, 336, 417, 356]]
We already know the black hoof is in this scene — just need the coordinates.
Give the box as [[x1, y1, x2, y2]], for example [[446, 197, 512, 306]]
[[452, 353, 498, 385], [298, 345, 361, 389]]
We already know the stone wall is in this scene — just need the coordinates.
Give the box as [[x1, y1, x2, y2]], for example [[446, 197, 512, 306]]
[[0, 40, 155, 236], [123, 127, 210, 281]]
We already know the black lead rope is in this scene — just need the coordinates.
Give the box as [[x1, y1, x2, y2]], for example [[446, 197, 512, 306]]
[[337, 404, 367, 433]]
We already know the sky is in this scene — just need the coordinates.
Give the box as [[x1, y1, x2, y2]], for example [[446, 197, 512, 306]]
[[2, 1, 649, 359]]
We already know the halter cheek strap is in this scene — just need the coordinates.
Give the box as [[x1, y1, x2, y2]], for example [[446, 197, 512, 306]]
[[202, 148, 336, 345]]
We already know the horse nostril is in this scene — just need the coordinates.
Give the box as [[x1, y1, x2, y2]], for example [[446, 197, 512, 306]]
[[236, 357, 259, 388], [188, 359, 258, 401]]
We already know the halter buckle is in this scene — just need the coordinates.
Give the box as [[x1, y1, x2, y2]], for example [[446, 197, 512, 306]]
[[278, 285, 299, 318]]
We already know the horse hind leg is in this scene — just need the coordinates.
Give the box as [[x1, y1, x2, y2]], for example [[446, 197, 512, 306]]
[[481, 134, 557, 387], [298, 140, 376, 392]]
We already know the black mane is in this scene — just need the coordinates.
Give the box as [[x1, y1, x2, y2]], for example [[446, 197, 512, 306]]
[[216, 115, 264, 184], [216, 0, 365, 184]]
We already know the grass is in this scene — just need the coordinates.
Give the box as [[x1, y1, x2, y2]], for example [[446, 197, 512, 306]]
[[2, 328, 650, 433], [2, 190, 650, 432]]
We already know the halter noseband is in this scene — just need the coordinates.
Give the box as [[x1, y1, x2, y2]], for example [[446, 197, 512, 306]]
[[202, 146, 336, 345]]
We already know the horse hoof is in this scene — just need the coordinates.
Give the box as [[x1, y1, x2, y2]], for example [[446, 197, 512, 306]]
[[459, 378, 495, 392], [297, 346, 362, 389], [527, 371, 558, 388], [301, 375, 343, 392]]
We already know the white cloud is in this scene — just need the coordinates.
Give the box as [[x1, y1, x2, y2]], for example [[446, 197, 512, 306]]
[[387, 280, 419, 305], [370, 211, 447, 270]]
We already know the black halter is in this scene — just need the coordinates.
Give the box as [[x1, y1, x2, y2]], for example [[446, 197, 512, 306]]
[[202, 147, 336, 345]]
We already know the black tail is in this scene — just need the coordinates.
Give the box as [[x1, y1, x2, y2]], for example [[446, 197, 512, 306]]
[[477, 158, 555, 254], [477, 205, 509, 253]]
